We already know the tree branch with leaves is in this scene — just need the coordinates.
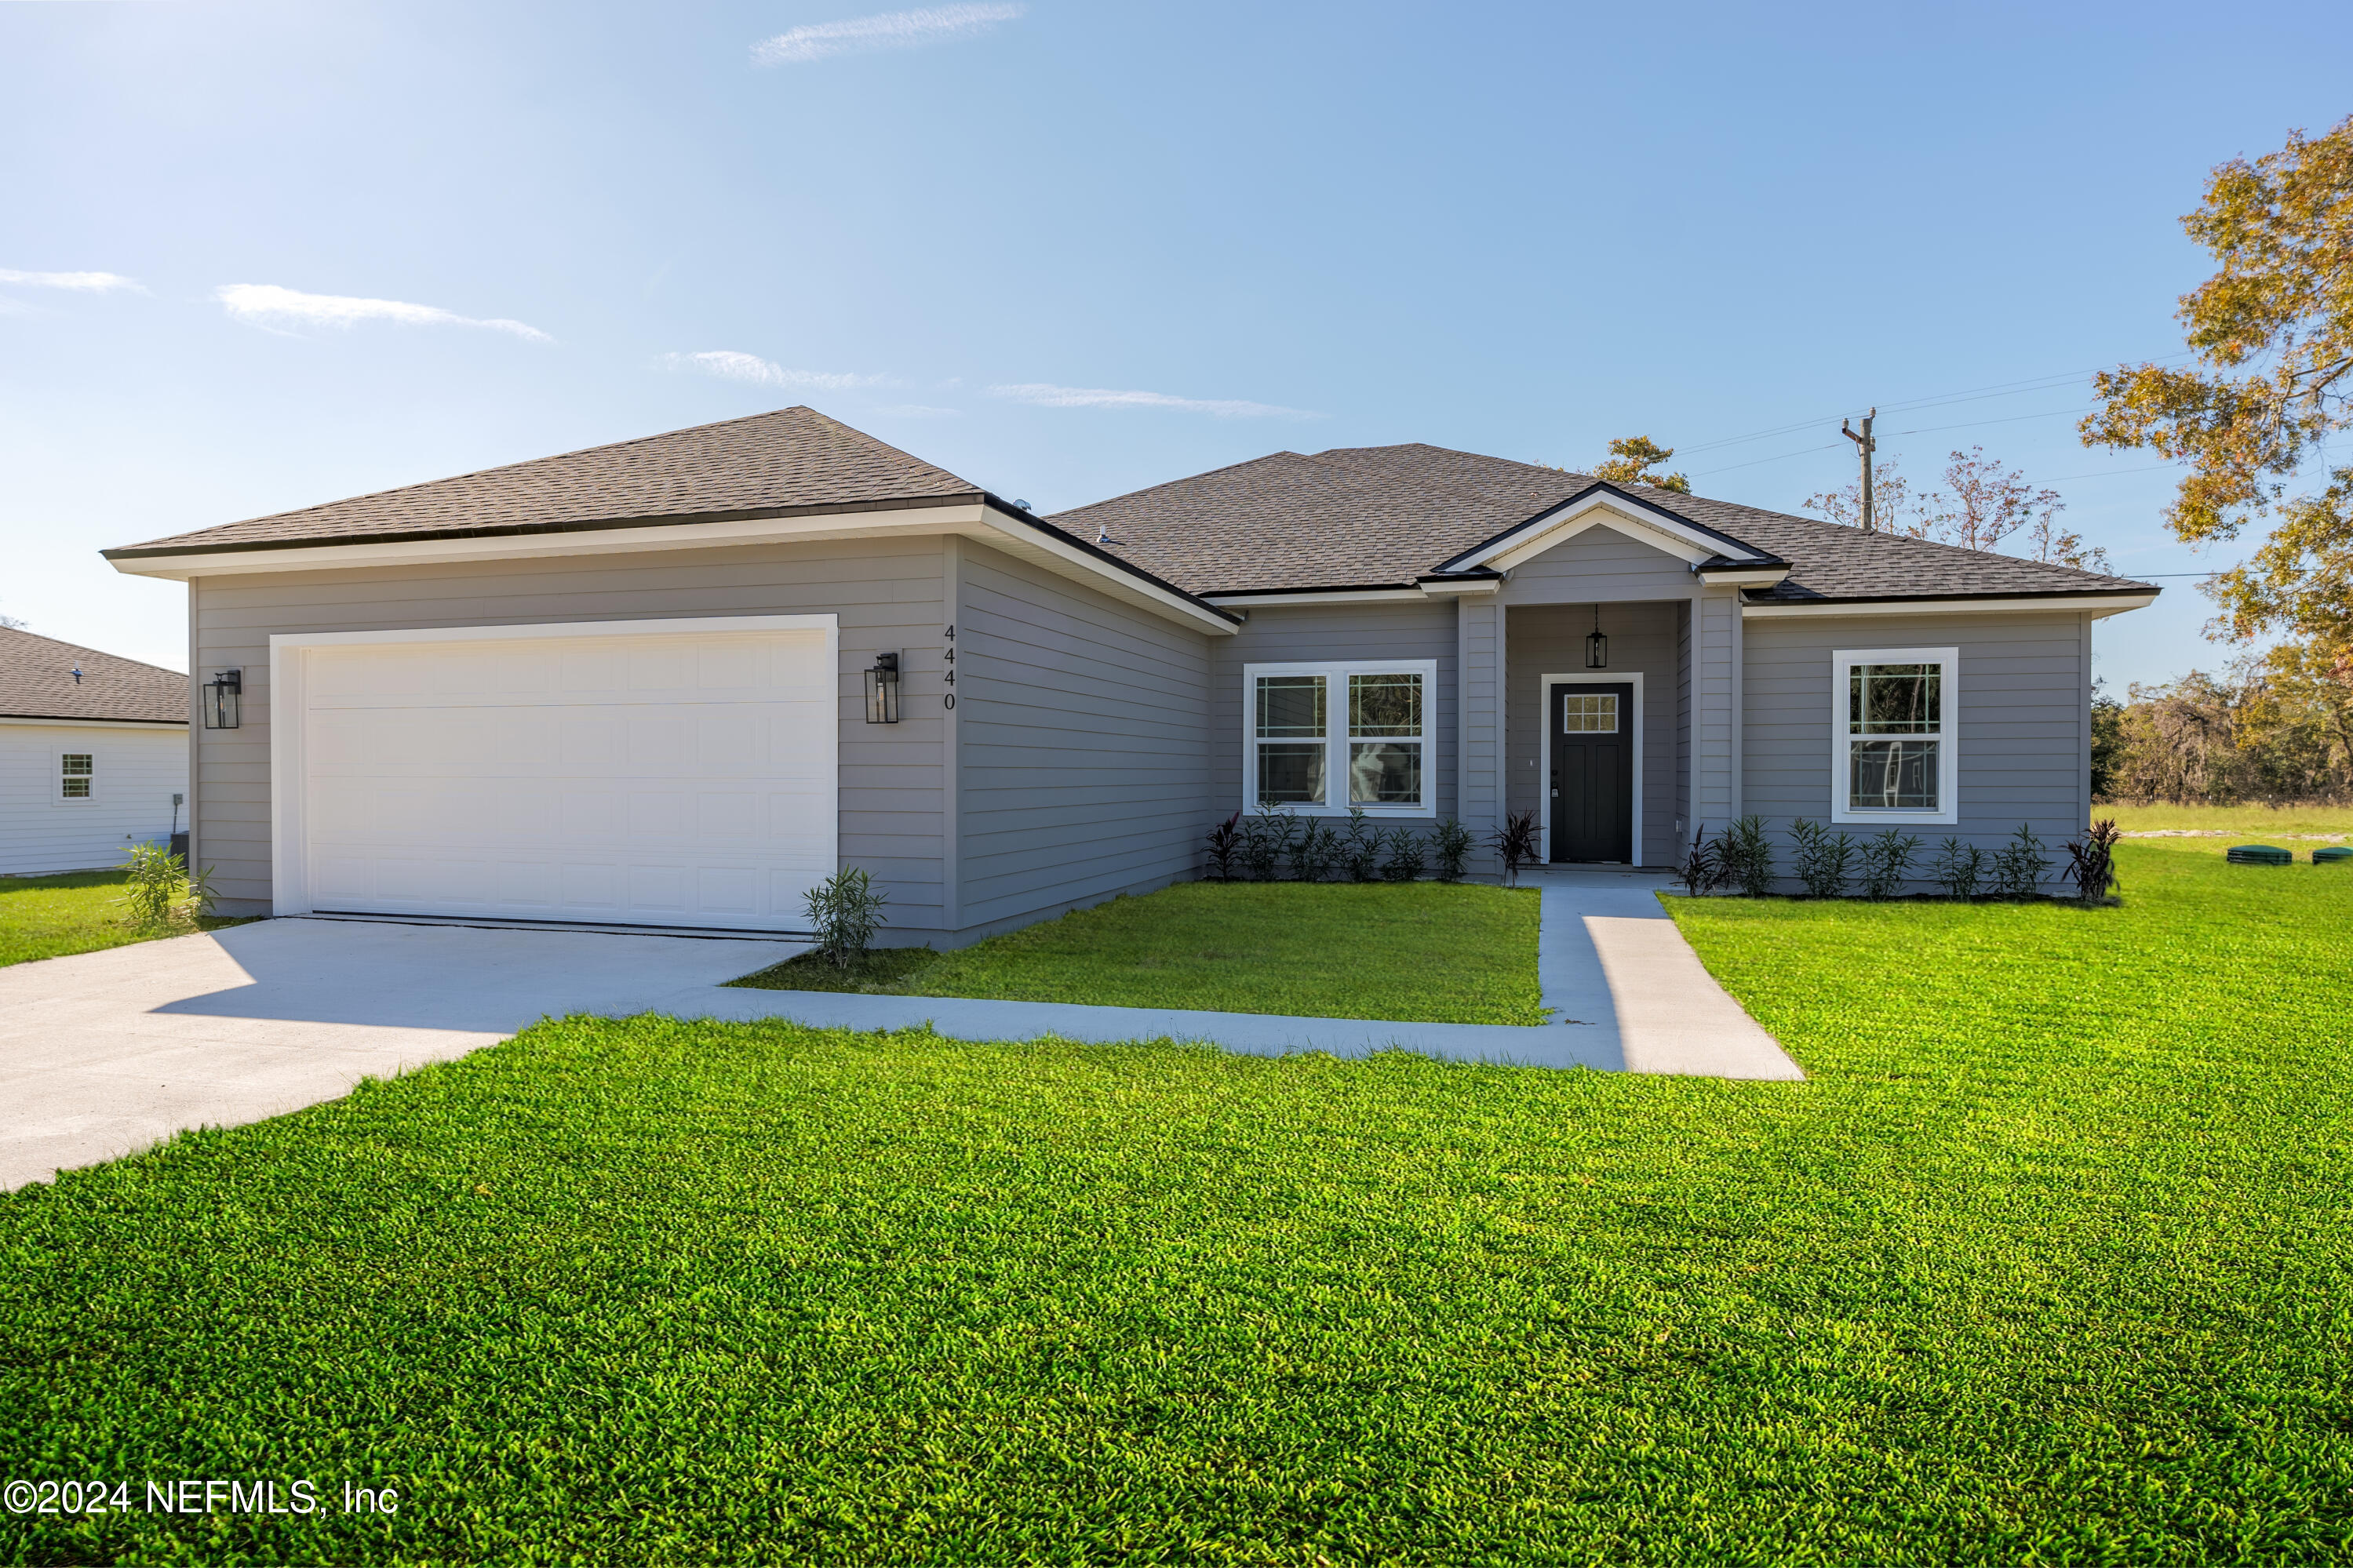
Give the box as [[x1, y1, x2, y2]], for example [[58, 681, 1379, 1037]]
[[2082, 115, 2353, 642]]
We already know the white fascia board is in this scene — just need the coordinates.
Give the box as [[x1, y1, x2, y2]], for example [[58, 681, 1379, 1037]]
[[1743, 592, 2158, 620], [0, 715, 188, 730], [1200, 580, 1502, 609], [969, 506, 1237, 635], [1203, 588, 1428, 608], [1451, 490, 1768, 573], [107, 499, 1237, 637], [106, 504, 987, 580], [1696, 566, 1792, 587]]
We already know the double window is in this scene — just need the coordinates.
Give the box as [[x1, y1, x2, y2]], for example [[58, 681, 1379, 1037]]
[[60, 753, 94, 802], [1247, 660, 1434, 814], [1831, 647, 1957, 824]]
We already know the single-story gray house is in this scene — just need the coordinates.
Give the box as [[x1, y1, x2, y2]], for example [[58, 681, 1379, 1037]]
[[104, 407, 2156, 942]]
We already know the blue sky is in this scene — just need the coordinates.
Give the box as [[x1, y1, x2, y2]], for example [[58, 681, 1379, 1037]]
[[6, 0, 2349, 689]]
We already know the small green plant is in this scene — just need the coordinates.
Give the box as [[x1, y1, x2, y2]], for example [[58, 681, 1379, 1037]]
[[1289, 818, 1339, 883], [2065, 818, 2124, 901], [1430, 817, 1475, 882], [1342, 808, 1382, 882], [120, 842, 213, 926], [1490, 810, 1541, 888], [1993, 823, 2051, 899], [1712, 816, 1776, 897], [1929, 837, 1987, 900], [803, 866, 889, 970], [1788, 818, 1855, 898], [1241, 805, 1294, 882], [1204, 811, 1243, 880], [1674, 824, 1722, 895], [1857, 829, 1922, 900], [1379, 827, 1426, 882]]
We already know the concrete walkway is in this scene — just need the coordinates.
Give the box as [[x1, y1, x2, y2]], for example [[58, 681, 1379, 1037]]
[[0, 875, 1796, 1190]]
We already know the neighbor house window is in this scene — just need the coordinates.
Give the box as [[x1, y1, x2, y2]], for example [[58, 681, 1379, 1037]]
[[1244, 661, 1435, 813], [60, 753, 93, 801], [1830, 647, 1958, 825]]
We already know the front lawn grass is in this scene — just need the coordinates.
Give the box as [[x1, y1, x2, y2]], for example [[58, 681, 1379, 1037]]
[[0, 868, 246, 969], [3, 842, 2349, 1563], [734, 879, 1547, 1025]]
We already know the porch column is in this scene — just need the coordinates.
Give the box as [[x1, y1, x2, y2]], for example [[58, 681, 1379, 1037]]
[[1689, 588, 1741, 827], [1456, 595, 1504, 875]]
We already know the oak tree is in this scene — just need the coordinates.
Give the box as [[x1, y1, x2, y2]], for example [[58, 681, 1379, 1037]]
[[2082, 115, 2353, 641]]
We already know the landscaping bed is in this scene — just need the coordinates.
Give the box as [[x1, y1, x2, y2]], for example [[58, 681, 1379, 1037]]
[[732, 879, 1547, 1026], [2, 842, 2348, 1563]]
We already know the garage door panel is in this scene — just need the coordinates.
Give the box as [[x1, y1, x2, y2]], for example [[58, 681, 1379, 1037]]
[[300, 625, 833, 930]]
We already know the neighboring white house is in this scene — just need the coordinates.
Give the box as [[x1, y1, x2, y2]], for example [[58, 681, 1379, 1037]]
[[0, 626, 189, 876]]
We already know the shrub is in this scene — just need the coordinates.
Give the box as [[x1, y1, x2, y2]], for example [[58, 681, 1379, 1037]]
[[1712, 816, 1776, 897], [1289, 818, 1340, 883], [1674, 824, 1722, 896], [1993, 823, 2051, 899], [120, 842, 213, 926], [1857, 829, 1922, 900], [1430, 817, 1475, 882], [1380, 828, 1426, 882], [1788, 818, 1855, 899], [803, 867, 889, 970], [1490, 810, 1542, 888], [1929, 837, 1987, 900], [1204, 811, 1243, 880], [2065, 817, 2124, 901], [1241, 805, 1293, 882], [1342, 808, 1382, 882]]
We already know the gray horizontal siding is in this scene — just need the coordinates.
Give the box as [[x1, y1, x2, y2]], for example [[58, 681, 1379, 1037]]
[[1499, 524, 1702, 603], [1741, 612, 2092, 889], [1505, 602, 1681, 866], [188, 537, 952, 931], [1211, 599, 1459, 825], [955, 540, 1213, 935]]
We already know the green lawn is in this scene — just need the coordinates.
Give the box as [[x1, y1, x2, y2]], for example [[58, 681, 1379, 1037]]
[[2100, 800, 2353, 836], [733, 879, 1548, 1025], [2, 842, 2349, 1563], [0, 868, 244, 969]]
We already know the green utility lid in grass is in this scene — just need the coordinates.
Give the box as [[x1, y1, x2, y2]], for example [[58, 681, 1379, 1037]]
[[2314, 845, 2352, 864], [2227, 844, 2295, 866]]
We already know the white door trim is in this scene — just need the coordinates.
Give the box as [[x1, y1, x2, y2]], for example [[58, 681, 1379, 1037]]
[[1537, 671, 1645, 865], [269, 614, 840, 921]]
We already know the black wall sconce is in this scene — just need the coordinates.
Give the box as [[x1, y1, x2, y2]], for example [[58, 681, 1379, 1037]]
[[202, 668, 242, 729], [864, 652, 901, 724], [1584, 607, 1609, 670]]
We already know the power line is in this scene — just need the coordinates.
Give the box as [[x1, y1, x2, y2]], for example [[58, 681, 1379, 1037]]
[[1687, 404, 2103, 478], [1672, 350, 2198, 459]]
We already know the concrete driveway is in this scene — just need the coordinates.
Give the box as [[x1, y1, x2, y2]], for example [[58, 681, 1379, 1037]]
[[0, 918, 799, 1191]]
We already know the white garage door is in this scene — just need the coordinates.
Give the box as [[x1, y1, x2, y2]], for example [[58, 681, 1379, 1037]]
[[290, 619, 836, 932]]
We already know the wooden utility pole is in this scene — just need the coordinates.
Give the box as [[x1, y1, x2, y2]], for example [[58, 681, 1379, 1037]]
[[1841, 407, 1878, 532]]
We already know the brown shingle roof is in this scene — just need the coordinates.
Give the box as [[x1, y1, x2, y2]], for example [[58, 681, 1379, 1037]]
[[0, 627, 188, 724], [107, 406, 982, 558], [1059, 441, 2158, 602]]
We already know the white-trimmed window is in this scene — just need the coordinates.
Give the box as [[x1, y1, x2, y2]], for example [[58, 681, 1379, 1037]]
[[59, 752, 94, 802], [1244, 660, 1436, 815], [1830, 647, 1957, 825]]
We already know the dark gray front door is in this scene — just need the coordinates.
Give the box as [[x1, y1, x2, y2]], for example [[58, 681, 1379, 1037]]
[[1550, 682, 1634, 863]]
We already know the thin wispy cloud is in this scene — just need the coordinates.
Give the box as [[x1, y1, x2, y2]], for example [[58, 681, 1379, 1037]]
[[988, 382, 1321, 420], [660, 350, 888, 389], [752, 3, 1023, 66], [214, 284, 552, 342], [872, 403, 960, 417], [0, 268, 146, 293]]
